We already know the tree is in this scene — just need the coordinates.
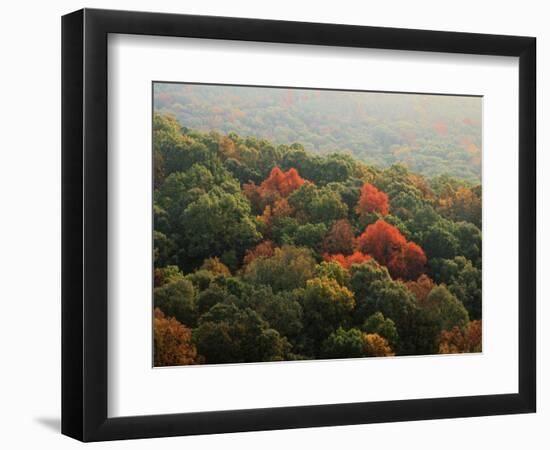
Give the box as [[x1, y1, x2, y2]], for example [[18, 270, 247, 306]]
[[154, 308, 199, 366], [180, 187, 261, 265], [349, 261, 426, 354], [195, 283, 235, 315], [259, 166, 305, 198], [292, 223, 328, 251], [185, 269, 215, 291], [193, 303, 290, 363], [243, 241, 275, 266], [154, 279, 197, 327], [301, 277, 356, 351], [321, 328, 364, 359], [357, 219, 426, 280], [420, 285, 470, 332], [244, 286, 304, 340], [153, 231, 175, 267], [439, 320, 482, 353], [288, 183, 348, 224], [420, 223, 459, 260], [455, 222, 482, 267], [363, 312, 398, 348], [200, 257, 231, 276], [314, 261, 351, 287], [427, 256, 481, 320], [439, 186, 482, 228], [323, 219, 356, 255], [405, 274, 435, 303], [356, 182, 389, 217], [243, 245, 316, 292], [324, 251, 372, 270], [363, 333, 394, 357], [154, 265, 184, 287]]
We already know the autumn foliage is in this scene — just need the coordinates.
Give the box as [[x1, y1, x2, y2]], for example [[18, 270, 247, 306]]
[[357, 219, 427, 280], [323, 219, 356, 255], [259, 166, 305, 198], [363, 333, 394, 357], [438, 320, 482, 354], [355, 183, 390, 217], [154, 308, 199, 366], [405, 274, 435, 303], [325, 251, 372, 270], [243, 240, 276, 266]]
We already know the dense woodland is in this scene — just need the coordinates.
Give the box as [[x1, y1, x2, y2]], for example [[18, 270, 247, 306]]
[[154, 84, 482, 181], [153, 112, 482, 366]]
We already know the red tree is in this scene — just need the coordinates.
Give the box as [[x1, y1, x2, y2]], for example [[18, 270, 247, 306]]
[[323, 219, 356, 255], [259, 167, 305, 198], [357, 219, 426, 280], [356, 183, 389, 217], [243, 241, 276, 266]]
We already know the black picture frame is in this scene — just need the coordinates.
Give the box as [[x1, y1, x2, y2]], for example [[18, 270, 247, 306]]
[[62, 8, 536, 442]]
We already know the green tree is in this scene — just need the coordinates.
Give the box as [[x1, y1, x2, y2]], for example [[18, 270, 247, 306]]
[[154, 279, 197, 327], [243, 245, 316, 292], [362, 312, 398, 348], [314, 261, 351, 287], [420, 285, 470, 332], [301, 277, 355, 352], [180, 187, 261, 265], [321, 328, 365, 359], [193, 303, 290, 363]]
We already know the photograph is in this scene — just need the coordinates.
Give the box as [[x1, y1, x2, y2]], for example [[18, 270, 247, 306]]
[[152, 83, 483, 366]]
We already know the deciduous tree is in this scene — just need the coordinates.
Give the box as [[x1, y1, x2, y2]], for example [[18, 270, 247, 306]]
[[356, 182, 390, 217], [154, 308, 199, 366], [357, 219, 426, 280]]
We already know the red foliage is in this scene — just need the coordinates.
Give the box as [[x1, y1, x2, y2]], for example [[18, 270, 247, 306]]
[[439, 320, 482, 354], [259, 167, 305, 198], [356, 183, 389, 217], [323, 219, 356, 255], [402, 242, 427, 280], [325, 251, 372, 270], [242, 182, 263, 212], [357, 219, 426, 280], [405, 274, 435, 303], [243, 241, 276, 266]]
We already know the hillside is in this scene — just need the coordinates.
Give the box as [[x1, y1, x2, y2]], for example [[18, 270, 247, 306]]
[[154, 83, 482, 181], [152, 113, 482, 365]]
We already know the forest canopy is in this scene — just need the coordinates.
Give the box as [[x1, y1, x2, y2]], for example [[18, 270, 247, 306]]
[[154, 84, 482, 181], [152, 106, 482, 366]]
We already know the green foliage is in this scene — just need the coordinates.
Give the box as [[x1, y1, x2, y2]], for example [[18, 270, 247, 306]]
[[154, 279, 197, 327], [429, 256, 482, 320], [314, 261, 351, 287], [180, 187, 261, 265], [363, 312, 398, 348], [421, 285, 470, 332], [243, 245, 316, 292], [288, 183, 348, 224], [242, 286, 304, 340], [420, 222, 459, 260], [321, 328, 365, 359], [300, 277, 355, 353], [193, 303, 290, 363]]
